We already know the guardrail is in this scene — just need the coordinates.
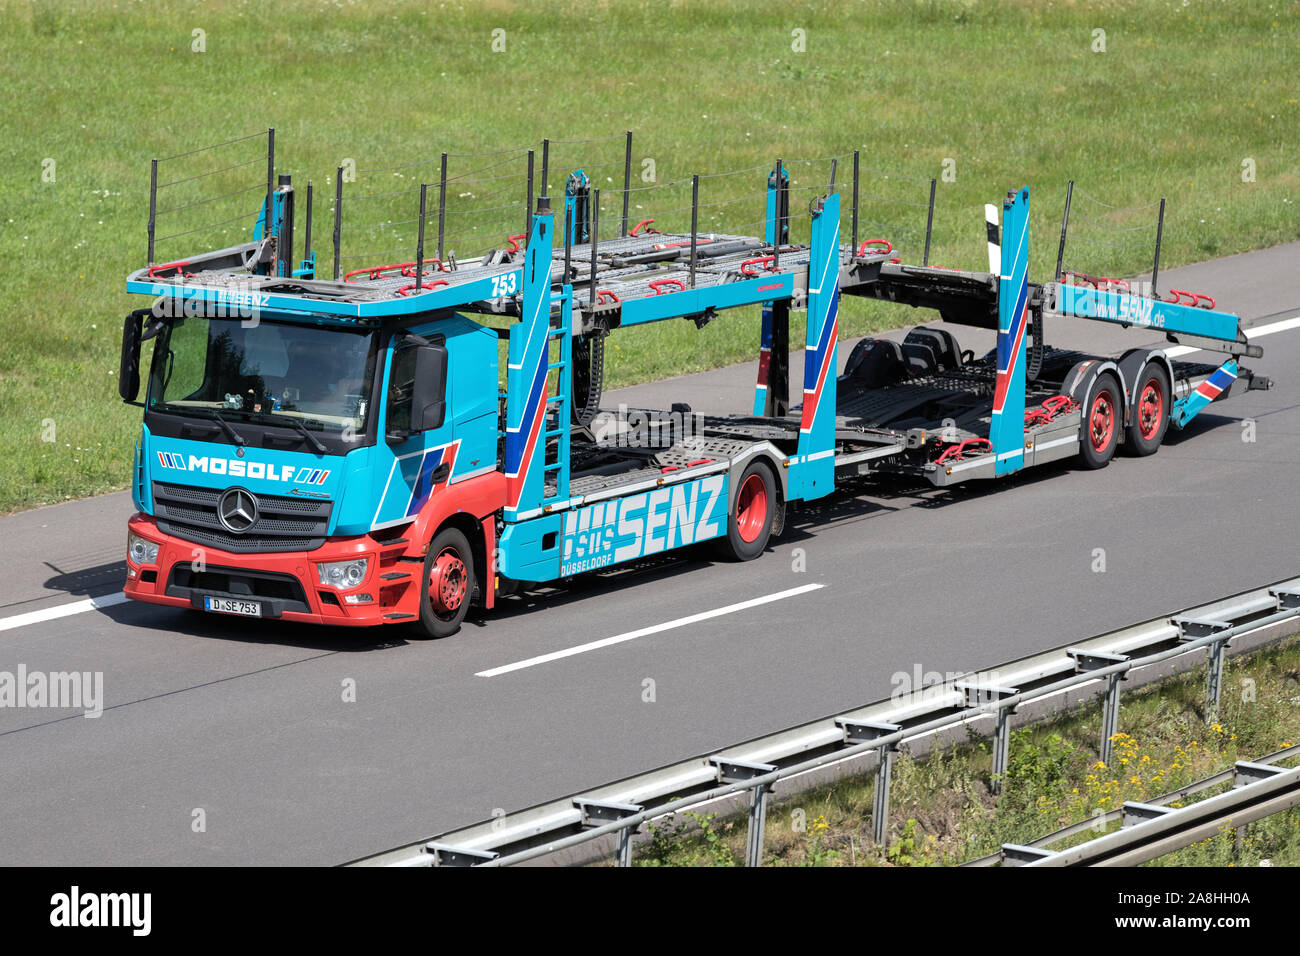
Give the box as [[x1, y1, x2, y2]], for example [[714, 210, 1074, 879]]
[[349, 575, 1300, 868], [967, 743, 1300, 866]]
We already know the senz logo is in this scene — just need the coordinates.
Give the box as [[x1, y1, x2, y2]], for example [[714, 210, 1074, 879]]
[[560, 474, 726, 575], [156, 453, 328, 485]]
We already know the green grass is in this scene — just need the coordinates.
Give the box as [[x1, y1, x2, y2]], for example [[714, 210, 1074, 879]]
[[624, 633, 1300, 867], [2, 0, 1297, 511]]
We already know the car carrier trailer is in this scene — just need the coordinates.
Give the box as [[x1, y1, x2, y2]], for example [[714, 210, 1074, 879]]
[[118, 136, 1269, 637]]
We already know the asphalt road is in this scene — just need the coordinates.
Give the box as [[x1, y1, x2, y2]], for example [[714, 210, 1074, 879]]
[[1, 242, 1298, 865]]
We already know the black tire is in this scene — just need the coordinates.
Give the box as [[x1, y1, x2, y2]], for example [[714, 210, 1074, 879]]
[[416, 526, 475, 639], [718, 461, 778, 561], [1078, 372, 1122, 470], [1123, 363, 1170, 457]]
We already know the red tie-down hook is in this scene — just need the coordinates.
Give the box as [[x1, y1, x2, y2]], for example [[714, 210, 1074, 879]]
[[1062, 270, 1130, 293], [1165, 288, 1216, 309], [1024, 395, 1079, 428], [147, 260, 194, 279], [648, 278, 685, 295], [394, 280, 450, 297], [630, 218, 661, 237], [505, 235, 527, 253], [856, 239, 893, 258], [740, 256, 777, 276], [595, 289, 620, 304], [399, 258, 448, 278], [934, 437, 992, 466]]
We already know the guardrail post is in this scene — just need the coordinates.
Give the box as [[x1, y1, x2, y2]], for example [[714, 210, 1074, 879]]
[[838, 719, 901, 847], [1174, 618, 1233, 723], [1068, 649, 1130, 766], [958, 683, 1020, 794], [574, 798, 643, 868], [1206, 638, 1227, 722], [424, 842, 497, 867], [711, 756, 777, 867], [745, 784, 772, 868]]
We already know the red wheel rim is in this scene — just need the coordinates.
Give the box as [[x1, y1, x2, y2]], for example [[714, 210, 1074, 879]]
[[1137, 378, 1164, 441], [428, 547, 468, 614], [1089, 389, 1115, 452], [735, 473, 768, 543]]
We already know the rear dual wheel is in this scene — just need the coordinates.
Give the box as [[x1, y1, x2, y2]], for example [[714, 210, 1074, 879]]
[[1079, 372, 1121, 470], [1123, 364, 1170, 457]]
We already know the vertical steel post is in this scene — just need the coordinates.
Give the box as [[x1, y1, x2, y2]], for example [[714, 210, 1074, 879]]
[[772, 158, 783, 271], [541, 138, 550, 199], [1205, 639, 1226, 723], [526, 150, 535, 243], [416, 184, 428, 291], [437, 152, 448, 262], [621, 130, 633, 237], [923, 178, 937, 266], [1100, 672, 1123, 766], [616, 825, 634, 868], [745, 785, 771, 867], [1055, 180, 1074, 282], [147, 159, 158, 266], [992, 705, 1013, 794], [1152, 198, 1166, 298], [872, 746, 895, 847], [689, 174, 699, 288], [851, 150, 860, 253], [828, 158, 838, 195], [265, 128, 275, 251], [303, 181, 313, 270], [563, 204, 573, 286], [332, 166, 343, 281], [589, 188, 600, 307]]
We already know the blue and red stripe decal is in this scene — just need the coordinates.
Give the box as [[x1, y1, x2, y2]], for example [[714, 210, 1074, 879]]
[[799, 293, 839, 434]]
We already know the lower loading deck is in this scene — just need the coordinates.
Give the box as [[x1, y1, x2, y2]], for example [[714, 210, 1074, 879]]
[[542, 334, 1251, 504]]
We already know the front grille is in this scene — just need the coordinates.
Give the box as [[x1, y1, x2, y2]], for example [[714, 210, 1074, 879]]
[[152, 481, 332, 553], [167, 564, 310, 614]]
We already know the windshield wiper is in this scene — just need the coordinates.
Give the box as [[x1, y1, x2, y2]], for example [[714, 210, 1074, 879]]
[[197, 409, 246, 447], [275, 416, 328, 455]]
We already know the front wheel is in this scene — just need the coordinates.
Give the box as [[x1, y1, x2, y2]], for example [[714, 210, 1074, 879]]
[[718, 461, 779, 561], [416, 526, 475, 639]]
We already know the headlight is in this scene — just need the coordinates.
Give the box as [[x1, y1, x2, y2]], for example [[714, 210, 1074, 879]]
[[128, 533, 160, 566], [316, 557, 369, 589]]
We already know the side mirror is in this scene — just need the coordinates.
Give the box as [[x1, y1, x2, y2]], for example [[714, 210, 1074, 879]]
[[119, 311, 144, 402], [387, 339, 448, 443], [409, 342, 448, 432]]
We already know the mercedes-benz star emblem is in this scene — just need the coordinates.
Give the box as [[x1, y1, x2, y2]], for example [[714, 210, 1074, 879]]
[[217, 488, 259, 534]]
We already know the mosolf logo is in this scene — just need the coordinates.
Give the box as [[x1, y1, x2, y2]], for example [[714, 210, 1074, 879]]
[[50, 886, 151, 936], [156, 452, 329, 485]]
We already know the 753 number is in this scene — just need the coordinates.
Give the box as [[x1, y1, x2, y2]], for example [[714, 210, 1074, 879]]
[[490, 271, 519, 297]]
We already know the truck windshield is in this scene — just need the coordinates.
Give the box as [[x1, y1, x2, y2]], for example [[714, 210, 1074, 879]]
[[146, 316, 378, 436]]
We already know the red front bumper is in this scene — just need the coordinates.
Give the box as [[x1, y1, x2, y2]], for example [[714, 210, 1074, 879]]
[[123, 514, 422, 627]]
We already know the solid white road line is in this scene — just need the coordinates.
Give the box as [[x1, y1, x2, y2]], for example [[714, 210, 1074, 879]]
[[1164, 314, 1300, 357], [0, 593, 128, 633], [476, 582, 826, 677]]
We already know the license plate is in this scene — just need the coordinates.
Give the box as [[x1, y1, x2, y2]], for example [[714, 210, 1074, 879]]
[[203, 597, 262, 618]]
